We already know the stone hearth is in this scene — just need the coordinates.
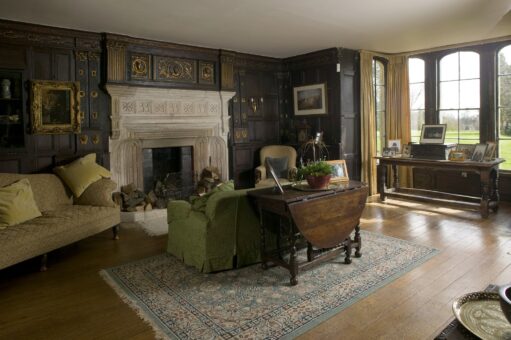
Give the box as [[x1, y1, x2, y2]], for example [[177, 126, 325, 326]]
[[106, 85, 235, 190]]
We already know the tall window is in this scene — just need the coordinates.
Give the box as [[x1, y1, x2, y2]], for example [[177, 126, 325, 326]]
[[498, 45, 511, 170], [373, 59, 386, 154], [408, 58, 425, 143], [438, 51, 480, 144]]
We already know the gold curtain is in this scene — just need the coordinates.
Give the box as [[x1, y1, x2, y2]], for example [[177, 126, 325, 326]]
[[386, 55, 412, 187], [359, 50, 378, 195]]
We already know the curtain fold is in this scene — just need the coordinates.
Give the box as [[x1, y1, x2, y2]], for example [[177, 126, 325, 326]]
[[359, 51, 378, 195], [386, 55, 412, 187]]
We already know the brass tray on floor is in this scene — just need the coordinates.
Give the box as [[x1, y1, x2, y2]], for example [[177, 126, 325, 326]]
[[452, 291, 511, 340]]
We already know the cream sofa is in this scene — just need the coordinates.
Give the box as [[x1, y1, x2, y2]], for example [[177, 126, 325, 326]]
[[0, 173, 120, 270]]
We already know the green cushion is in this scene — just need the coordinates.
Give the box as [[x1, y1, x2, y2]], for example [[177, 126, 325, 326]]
[[0, 178, 42, 228], [54, 153, 111, 198], [74, 178, 117, 207]]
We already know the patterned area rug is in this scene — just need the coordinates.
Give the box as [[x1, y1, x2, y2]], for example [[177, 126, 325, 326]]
[[100, 231, 438, 339]]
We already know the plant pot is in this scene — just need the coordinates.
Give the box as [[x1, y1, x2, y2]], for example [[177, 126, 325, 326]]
[[306, 174, 331, 189]]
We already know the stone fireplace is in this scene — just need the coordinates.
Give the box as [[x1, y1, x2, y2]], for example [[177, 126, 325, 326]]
[[106, 85, 235, 191]]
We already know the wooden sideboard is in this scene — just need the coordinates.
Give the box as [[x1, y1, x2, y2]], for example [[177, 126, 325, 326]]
[[375, 157, 504, 218]]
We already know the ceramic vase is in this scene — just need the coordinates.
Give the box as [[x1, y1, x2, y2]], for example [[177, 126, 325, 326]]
[[1, 79, 11, 99], [306, 174, 331, 189]]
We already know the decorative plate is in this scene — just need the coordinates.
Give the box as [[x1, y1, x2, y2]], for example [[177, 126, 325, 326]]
[[452, 291, 511, 340]]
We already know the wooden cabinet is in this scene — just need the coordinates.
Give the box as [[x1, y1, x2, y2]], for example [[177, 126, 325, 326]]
[[0, 69, 24, 148]]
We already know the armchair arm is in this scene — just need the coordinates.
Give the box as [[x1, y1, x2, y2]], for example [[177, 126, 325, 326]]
[[167, 200, 192, 223], [255, 165, 266, 183], [288, 167, 298, 180]]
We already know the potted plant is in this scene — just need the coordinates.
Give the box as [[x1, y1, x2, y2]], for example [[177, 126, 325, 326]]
[[296, 160, 333, 189]]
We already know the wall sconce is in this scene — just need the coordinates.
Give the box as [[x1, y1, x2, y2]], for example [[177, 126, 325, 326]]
[[249, 97, 264, 113]]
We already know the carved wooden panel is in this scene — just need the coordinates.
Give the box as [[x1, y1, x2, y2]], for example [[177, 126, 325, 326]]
[[129, 53, 150, 80], [88, 52, 101, 130], [75, 51, 89, 128], [199, 61, 214, 84], [154, 56, 196, 83]]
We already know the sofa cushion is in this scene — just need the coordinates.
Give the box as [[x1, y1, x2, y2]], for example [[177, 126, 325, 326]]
[[74, 178, 117, 207], [266, 156, 288, 178], [0, 173, 72, 212], [54, 153, 112, 197], [0, 179, 42, 229]]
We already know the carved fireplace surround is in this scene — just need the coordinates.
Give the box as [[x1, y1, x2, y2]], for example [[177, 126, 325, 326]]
[[106, 85, 235, 190]]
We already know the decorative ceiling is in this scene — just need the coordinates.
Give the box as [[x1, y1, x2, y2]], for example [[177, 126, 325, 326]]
[[1, 0, 510, 57]]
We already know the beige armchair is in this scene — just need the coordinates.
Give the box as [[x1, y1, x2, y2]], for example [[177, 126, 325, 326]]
[[255, 145, 297, 188]]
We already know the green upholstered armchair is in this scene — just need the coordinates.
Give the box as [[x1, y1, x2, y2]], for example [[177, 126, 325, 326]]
[[167, 188, 261, 273]]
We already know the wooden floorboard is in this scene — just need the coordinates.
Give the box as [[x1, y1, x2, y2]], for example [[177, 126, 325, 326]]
[[0, 198, 510, 339]]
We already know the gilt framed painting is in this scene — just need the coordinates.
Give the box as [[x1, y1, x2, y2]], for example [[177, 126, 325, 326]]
[[30, 80, 81, 134]]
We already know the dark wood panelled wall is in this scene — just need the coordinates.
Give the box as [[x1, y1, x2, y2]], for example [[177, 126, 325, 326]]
[[0, 20, 109, 172], [0, 19, 361, 190]]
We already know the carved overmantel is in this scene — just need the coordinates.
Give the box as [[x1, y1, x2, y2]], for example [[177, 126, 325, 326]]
[[106, 84, 235, 190]]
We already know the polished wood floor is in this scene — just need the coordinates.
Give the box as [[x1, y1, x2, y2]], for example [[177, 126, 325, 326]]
[[0, 198, 510, 340]]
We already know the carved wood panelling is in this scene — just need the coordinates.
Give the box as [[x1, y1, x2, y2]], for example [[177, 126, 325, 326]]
[[129, 53, 150, 80], [106, 41, 126, 82], [154, 56, 196, 83]]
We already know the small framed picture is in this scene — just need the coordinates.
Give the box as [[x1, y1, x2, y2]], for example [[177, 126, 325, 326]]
[[293, 83, 327, 116], [382, 147, 395, 157], [448, 150, 466, 161], [420, 124, 447, 144], [388, 139, 401, 153], [456, 144, 476, 159], [325, 160, 349, 183], [484, 142, 496, 161], [471, 143, 488, 162], [402, 144, 412, 158]]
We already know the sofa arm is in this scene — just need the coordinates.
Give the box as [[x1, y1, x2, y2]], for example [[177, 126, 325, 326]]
[[167, 200, 192, 223], [74, 178, 117, 207], [255, 165, 266, 183]]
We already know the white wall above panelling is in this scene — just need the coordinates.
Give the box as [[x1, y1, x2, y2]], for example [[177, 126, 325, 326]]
[[0, 0, 510, 57]]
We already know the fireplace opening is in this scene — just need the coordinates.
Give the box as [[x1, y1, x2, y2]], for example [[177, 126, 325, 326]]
[[142, 146, 195, 208]]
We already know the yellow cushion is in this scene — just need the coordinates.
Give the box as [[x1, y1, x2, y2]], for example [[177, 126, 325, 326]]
[[54, 154, 112, 197], [0, 178, 42, 229]]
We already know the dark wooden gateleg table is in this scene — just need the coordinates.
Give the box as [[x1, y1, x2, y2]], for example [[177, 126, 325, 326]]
[[248, 181, 368, 286], [375, 157, 504, 218]]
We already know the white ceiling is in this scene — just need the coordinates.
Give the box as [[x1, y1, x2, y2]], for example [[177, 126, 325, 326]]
[[1, 0, 511, 57]]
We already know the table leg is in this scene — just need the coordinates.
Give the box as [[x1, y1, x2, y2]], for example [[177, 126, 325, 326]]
[[289, 220, 298, 286], [392, 164, 400, 190], [378, 163, 387, 201], [259, 207, 268, 270], [344, 238, 352, 264], [491, 168, 500, 212], [480, 170, 491, 218], [307, 242, 313, 262], [354, 224, 362, 258]]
